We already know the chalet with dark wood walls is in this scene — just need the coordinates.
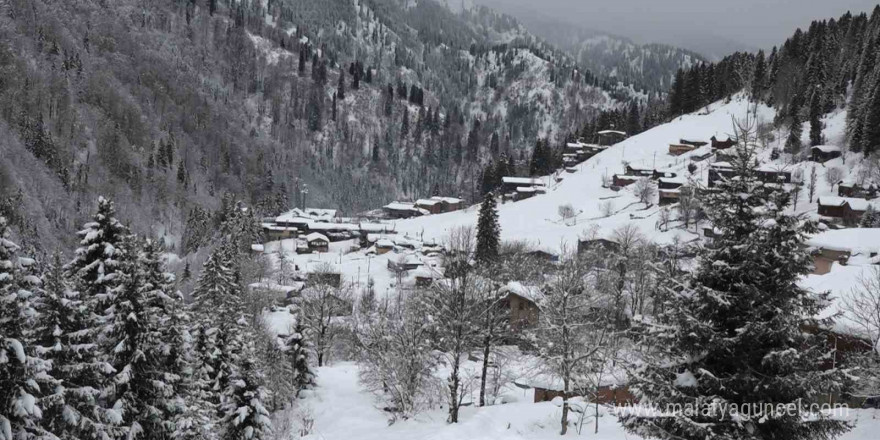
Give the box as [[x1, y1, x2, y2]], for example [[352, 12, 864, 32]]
[[710, 135, 736, 150], [811, 145, 842, 163]]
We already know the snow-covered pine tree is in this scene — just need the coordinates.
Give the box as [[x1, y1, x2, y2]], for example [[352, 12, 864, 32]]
[[31, 253, 77, 438], [59, 197, 130, 440], [100, 239, 186, 440], [190, 247, 244, 420], [620, 142, 852, 440], [220, 354, 271, 440], [0, 217, 56, 440], [474, 192, 500, 264], [281, 321, 314, 397]]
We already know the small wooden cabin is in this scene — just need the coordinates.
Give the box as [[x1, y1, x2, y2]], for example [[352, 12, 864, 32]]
[[811, 145, 842, 163]]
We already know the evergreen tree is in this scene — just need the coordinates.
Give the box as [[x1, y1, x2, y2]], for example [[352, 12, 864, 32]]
[[220, 356, 271, 440], [785, 93, 804, 154], [751, 49, 767, 99], [0, 217, 56, 440], [809, 87, 824, 146], [62, 197, 131, 440], [474, 193, 500, 264], [861, 80, 880, 156], [336, 70, 345, 101], [102, 240, 186, 440], [281, 321, 314, 397], [620, 147, 852, 440], [669, 70, 685, 116], [307, 87, 323, 132]]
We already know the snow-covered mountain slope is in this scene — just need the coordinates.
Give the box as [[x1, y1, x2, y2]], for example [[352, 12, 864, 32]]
[[392, 97, 767, 248]]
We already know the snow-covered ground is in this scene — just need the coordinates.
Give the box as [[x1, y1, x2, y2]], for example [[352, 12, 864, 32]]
[[262, 97, 880, 438], [297, 363, 880, 440]]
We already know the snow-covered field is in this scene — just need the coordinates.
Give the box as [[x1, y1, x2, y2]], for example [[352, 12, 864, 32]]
[[296, 363, 880, 440]]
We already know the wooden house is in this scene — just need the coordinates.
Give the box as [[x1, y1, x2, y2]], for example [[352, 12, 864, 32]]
[[680, 138, 709, 147], [612, 174, 639, 188], [658, 189, 681, 205], [415, 198, 445, 214], [597, 130, 627, 146], [502, 177, 546, 193], [430, 196, 463, 212], [710, 134, 736, 150], [668, 143, 698, 156], [817, 197, 874, 225], [838, 181, 878, 199], [262, 224, 298, 241], [305, 232, 330, 253], [756, 166, 792, 184], [383, 202, 427, 219], [499, 282, 542, 331], [811, 145, 842, 163], [624, 164, 654, 178], [514, 187, 538, 201], [387, 254, 423, 272], [374, 239, 395, 255]]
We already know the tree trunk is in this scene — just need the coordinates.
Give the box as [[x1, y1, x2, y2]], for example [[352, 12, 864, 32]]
[[449, 352, 461, 423], [560, 394, 569, 435], [479, 335, 490, 407]]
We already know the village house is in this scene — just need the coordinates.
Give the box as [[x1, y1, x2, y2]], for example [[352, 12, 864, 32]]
[[756, 165, 793, 184], [838, 180, 878, 199], [577, 237, 620, 257], [430, 196, 463, 212], [261, 224, 298, 241], [811, 145, 842, 163], [383, 202, 428, 219], [612, 174, 640, 188], [304, 232, 330, 253], [387, 253, 424, 272], [710, 134, 736, 150], [529, 380, 635, 406], [412, 266, 442, 288], [514, 186, 539, 201], [668, 143, 698, 156], [499, 282, 542, 331], [817, 196, 874, 225], [624, 164, 655, 178], [805, 228, 880, 275], [374, 238, 395, 255], [597, 129, 627, 146], [415, 198, 445, 214], [502, 176, 546, 193], [679, 138, 709, 147], [690, 151, 713, 162]]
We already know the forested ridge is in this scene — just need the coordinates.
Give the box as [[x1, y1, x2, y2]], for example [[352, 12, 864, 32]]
[[666, 6, 880, 156], [0, 0, 643, 252]]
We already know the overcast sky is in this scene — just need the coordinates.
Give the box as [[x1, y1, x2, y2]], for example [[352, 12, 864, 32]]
[[479, 0, 879, 57]]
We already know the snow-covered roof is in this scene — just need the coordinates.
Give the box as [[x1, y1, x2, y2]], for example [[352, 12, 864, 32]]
[[516, 187, 537, 193], [251, 244, 265, 252], [308, 222, 358, 231], [431, 196, 462, 204], [249, 282, 305, 293], [710, 161, 733, 169], [712, 134, 730, 142], [305, 232, 329, 243], [811, 145, 841, 153], [817, 197, 873, 210], [415, 199, 442, 206], [502, 177, 545, 186], [261, 223, 298, 232], [384, 202, 424, 213], [598, 130, 627, 136], [276, 208, 337, 223], [806, 228, 880, 254], [376, 239, 395, 248], [659, 176, 687, 184], [499, 281, 542, 303]]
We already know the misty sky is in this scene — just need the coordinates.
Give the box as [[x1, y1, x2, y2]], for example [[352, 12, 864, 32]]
[[480, 0, 879, 57]]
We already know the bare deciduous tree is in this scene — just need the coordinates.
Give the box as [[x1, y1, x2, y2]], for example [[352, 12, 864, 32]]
[[808, 165, 818, 203], [558, 203, 576, 224], [633, 177, 656, 206], [841, 267, 880, 397], [531, 249, 612, 435], [298, 267, 352, 367], [825, 166, 844, 192]]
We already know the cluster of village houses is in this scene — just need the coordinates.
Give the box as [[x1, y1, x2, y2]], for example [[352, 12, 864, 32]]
[[250, 129, 878, 407]]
